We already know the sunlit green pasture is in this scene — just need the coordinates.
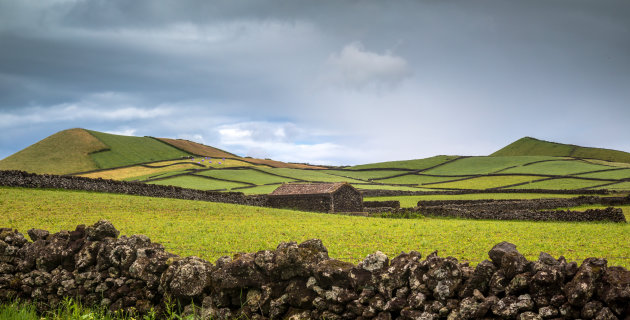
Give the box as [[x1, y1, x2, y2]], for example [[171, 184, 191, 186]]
[[195, 168, 296, 185], [575, 168, 630, 180], [377, 174, 457, 185], [256, 168, 364, 183], [1, 187, 628, 268], [424, 156, 558, 175], [147, 175, 248, 190], [425, 175, 546, 190], [86, 130, 189, 169], [517, 178, 613, 190], [347, 155, 459, 170], [323, 169, 410, 180], [501, 160, 612, 175]]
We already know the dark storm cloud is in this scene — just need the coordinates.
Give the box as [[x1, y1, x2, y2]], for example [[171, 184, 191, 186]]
[[0, 0, 629, 164]]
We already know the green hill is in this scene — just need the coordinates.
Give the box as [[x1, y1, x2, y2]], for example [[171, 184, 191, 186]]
[[0, 128, 107, 174], [492, 137, 630, 164]]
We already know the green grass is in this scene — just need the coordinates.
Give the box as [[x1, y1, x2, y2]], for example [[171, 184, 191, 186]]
[[147, 175, 248, 190], [86, 130, 190, 169], [2, 187, 629, 268], [365, 193, 600, 207], [347, 155, 459, 170], [0, 128, 106, 175], [425, 175, 545, 190], [352, 184, 432, 191], [424, 156, 558, 175], [500, 160, 611, 175], [0, 297, 184, 320], [574, 168, 630, 180], [256, 168, 364, 183], [595, 181, 630, 191], [492, 136, 630, 164], [322, 169, 410, 180], [195, 169, 296, 185], [517, 178, 615, 190], [377, 174, 462, 185]]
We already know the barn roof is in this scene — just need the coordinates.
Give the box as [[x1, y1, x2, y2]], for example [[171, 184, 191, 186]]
[[269, 182, 353, 196]]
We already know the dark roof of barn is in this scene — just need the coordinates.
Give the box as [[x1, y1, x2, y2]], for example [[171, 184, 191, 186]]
[[269, 182, 354, 196]]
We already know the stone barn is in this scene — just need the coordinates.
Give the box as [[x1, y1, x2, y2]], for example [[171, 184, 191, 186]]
[[267, 182, 363, 213]]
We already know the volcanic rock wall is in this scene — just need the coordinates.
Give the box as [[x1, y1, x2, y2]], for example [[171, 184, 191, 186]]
[[417, 197, 629, 223], [0, 170, 267, 206], [1, 221, 629, 319], [360, 188, 609, 198]]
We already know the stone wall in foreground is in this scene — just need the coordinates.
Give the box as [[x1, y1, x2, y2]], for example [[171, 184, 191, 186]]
[[1, 221, 629, 319]]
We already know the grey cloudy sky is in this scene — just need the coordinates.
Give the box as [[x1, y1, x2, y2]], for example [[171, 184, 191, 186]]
[[1, 0, 629, 165]]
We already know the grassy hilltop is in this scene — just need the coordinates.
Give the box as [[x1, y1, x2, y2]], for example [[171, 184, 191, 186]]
[[492, 136, 630, 164]]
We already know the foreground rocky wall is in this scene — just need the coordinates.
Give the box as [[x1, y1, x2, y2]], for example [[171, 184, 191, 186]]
[[0, 170, 267, 206], [1, 221, 629, 319]]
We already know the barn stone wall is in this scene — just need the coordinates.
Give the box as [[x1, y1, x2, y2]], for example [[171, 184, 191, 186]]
[[266, 194, 333, 213], [1, 221, 629, 319], [359, 188, 610, 198], [331, 186, 363, 212]]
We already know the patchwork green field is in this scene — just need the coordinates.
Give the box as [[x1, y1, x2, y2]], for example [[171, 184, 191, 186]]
[[86, 130, 191, 169], [346, 155, 460, 170], [3, 130, 630, 193], [147, 175, 249, 191], [1, 187, 629, 268]]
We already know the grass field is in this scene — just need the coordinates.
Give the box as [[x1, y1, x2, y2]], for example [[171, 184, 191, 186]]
[[424, 175, 546, 190], [423, 156, 558, 175], [323, 169, 410, 180], [377, 174, 465, 185], [256, 168, 364, 183], [86, 131, 190, 169], [0, 128, 106, 175], [347, 155, 459, 170], [2, 187, 628, 268], [516, 178, 614, 190], [500, 160, 611, 175], [147, 175, 249, 190], [597, 181, 630, 191], [575, 168, 630, 180], [195, 168, 296, 185]]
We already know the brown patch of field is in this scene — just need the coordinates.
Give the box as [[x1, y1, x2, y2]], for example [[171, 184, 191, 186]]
[[240, 158, 327, 169], [155, 138, 236, 158], [0, 128, 108, 175]]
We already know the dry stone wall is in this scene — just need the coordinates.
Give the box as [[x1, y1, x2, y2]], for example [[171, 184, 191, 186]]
[[1, 221, 629, 319], [0, 170, 267, 207], [360, 189, 609, 198]]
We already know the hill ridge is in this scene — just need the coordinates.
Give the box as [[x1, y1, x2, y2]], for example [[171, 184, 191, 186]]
[[491, 137, 630, 164]]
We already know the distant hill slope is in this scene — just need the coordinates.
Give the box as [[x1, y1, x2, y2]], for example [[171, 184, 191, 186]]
[[0, 128, 325, 175], [0, 128, 107, 174], [491, 137, 630, 164], [85, 130, 191, 169]]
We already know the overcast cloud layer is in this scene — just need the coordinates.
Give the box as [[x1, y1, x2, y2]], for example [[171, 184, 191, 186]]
[[1, 0, 629, 165]]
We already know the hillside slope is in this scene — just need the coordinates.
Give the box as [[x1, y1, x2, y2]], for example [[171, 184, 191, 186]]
[[491, 137, 630, 164], [0, 128, 107, 174]]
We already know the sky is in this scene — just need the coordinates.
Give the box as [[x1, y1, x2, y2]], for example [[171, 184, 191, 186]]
[[1, 0, 629, 165]]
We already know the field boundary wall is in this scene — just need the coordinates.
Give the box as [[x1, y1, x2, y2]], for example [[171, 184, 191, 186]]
[[1, 221, 628, 319]]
